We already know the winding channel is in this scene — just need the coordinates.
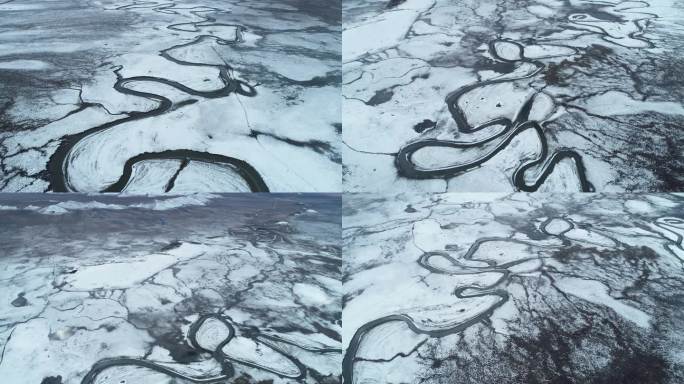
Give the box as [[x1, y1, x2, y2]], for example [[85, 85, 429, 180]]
[[81, 315, 236, 384], [342, 235, 546, 383], [395, 0, 658, 191], [395, 39, 593, 192], [81, 313, 331, 383], [47, 3, 269, 192]]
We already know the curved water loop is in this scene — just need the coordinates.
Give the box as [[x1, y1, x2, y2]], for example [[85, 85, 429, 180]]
[[395, 39, 594, 191], [82, 314, 313, 383], [342, 234, 556, 383], [47, 2, 268, 192], [395, 0, 658, 191], [81, 314, 236, 384]]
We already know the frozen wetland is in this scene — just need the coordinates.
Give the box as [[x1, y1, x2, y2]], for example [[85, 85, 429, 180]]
[[343, 193, 684, 383], [343, 0, 684, 192], [0, 193, 342, 384], [0, 0, 341, 193]]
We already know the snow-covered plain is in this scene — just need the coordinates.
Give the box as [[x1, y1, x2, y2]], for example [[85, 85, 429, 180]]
[[343, 193, 684, 383], [0, 193, 342, 384], [343, 0, 684, 192], [0, 0, 341, 193]]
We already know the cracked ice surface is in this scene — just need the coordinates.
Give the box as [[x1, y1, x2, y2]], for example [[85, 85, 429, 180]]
[[0, 193, 342, 384], [343, 0, 684, 192], [0, 0, 341, 193], [343, 193, 684, 383]]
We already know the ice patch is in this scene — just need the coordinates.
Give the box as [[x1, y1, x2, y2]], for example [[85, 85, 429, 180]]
[[582, 91, 684, 116], [555, 277, 651, 328], [0, 59, 51, 70], [293, 283, 333, 306]]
